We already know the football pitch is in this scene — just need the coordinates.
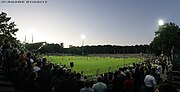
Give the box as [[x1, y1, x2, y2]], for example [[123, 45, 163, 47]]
[[45, 56, 143, 76]]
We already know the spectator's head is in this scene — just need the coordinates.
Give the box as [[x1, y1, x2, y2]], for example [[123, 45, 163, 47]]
[[84, 76, 87, 80], [81, 71, 83, 75], [104, 73, 108, 78], [26, 52, 31, 58], [133, 63, 135, 67], [97, 76, 102, 82], [68, 72, 75, 79], [53, 65, 59, 70], [76, 73, 81, 80], [84, 80, 90, 88], [158, 63, 161, 65], [42, 57, 47, 63], [114, 71, 118, 78], [108, 72, 113, 80], [57, 68, 65, 77], [36, 61, 42, 67], [29, 72, 38, 79], [13, 43, 18, 48], [3, 38, 8, 44], [21, 50, 24, 54], [12, 48, 17, 53], [119, 68, 123, 71], [126, 72, 131, 79], [45, 64, 52, 70]]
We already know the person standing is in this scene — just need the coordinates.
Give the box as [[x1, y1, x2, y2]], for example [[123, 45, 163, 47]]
[[155, 63, 162, 81], [123, 72, 134, 92], [161, 59, 166, 74], [92, 76, 107, 92], [81, 80, 94, 92], [167, 62, 173, 80], [144, 71, 156, 92]]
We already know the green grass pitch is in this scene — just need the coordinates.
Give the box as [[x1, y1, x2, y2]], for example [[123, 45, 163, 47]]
[[45, 56, 143, 76]]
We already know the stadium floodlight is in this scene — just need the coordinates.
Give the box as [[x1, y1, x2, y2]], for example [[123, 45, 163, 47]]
[[30, 29, 36, 43], [158, 19, 164, 26], [158, 20, 165, 55], [81, 34, 85, 55], [81, 34, 85, 40]]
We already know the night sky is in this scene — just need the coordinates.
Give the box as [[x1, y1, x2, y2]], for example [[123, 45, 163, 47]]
[[1, 0, 180, 47]]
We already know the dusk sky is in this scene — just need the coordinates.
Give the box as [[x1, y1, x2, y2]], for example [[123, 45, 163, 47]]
[[1, 0, 180, 47]]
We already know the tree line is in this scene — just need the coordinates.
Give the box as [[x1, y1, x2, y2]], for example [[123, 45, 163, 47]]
[[25, 43, 150, 55]]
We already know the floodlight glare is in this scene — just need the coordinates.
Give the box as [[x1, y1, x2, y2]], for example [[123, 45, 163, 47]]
[[158, 20, 164, 26], [29, 28, 36, 34], [81, 34, 85, 40]]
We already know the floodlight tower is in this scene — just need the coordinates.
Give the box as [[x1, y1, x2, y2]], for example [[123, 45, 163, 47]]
[[30, 29, 36, 43], [158, 19, 164, 56], [32, 33, 33, 43], [81, 34, 85, 55]]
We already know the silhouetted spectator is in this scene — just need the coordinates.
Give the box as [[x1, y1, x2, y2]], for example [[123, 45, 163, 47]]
[[25, 52, 32, 68], [37, 64, 52, 92], [56, 78, 78, 92], [21, 72, 40, 92], [161, 59, 166, 74], [20, 50, 25, 62], [102, 73, 108, 86], [167, 62, 173, 80], [49, 68, 66, 92], [76, 73, 84, 92], [155, 63, 162, 81], [112, 71, 124, 92], [80, 80, 94, 92], [11, 44, 20, 67], [123, 72, 134, 92], [1, 39, 11, 71]]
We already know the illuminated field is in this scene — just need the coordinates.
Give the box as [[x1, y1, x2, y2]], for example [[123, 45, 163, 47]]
[[45, 56, 142, 76]]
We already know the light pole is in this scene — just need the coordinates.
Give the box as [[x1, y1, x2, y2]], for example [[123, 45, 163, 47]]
[[32, 33, 33, 43], [158, 19, 164, 55], [30, 29, 36, 43], [81, 34, 85, 55]]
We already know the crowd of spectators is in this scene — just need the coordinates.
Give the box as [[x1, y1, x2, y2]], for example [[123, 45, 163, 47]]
[[0, 39, 178, 92]]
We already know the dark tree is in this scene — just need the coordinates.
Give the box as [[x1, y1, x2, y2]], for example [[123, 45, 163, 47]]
[[0, 12, 18, 44], [150, 22, 180, 56]]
